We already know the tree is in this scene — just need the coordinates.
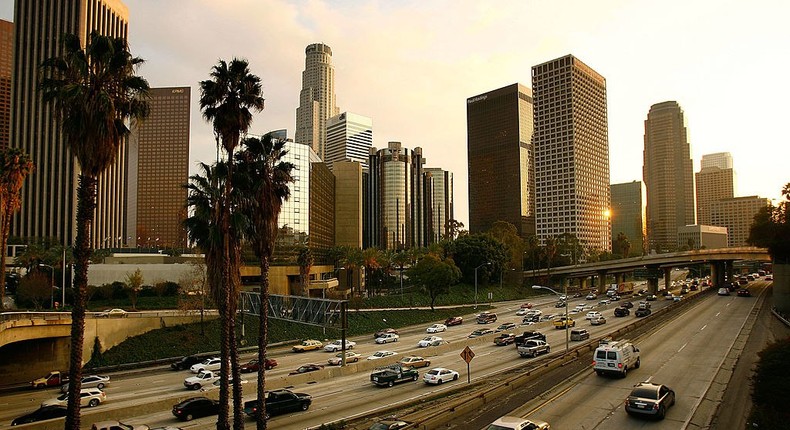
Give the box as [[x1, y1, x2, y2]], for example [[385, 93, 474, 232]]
[[124, 269, 144, 311], [448, 234, 509, 284], [0, 148, 34, 310], [296, 246, 313, 296], [39, 32, 149, 430], [445, 218, 466, 240], [406, 254, 461, 310], [362, 247, 383, 296], [235, 134, 292, 430], [487, 221, 526, 271], [613, 232, 631, 258], [749, 183, 790, 263], [17, 271, 52, 310]]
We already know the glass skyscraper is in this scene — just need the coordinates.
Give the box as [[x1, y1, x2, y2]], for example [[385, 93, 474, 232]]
[[325, 112, 372, 172]]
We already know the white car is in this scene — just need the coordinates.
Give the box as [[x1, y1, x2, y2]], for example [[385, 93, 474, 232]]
[[190, 357, 222, 373], [417, 336, 444, 348], [485, 416, 551, 430], [598, 299, 611, 306], [423, 367, 459, 385], [585, 311, 602, 320], [97, 308, 127, 317], [375, 333, 400, 344], [524, 310, 542, 318], [60, 375, 111, 393], [367, 350, 397, 360], [515, 308, 528, 316], [327, 351, 362, 365], [323, 339, 356, 352], [42, 388, 106, 408], [426, 323, 447, 333]]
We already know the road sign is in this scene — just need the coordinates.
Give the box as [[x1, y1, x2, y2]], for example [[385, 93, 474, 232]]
[[460, 346, 475, 363]]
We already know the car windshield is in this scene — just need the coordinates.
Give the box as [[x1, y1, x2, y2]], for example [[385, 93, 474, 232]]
[[426, 369, 439, 375], [56, 393, 68, 401], [631, 387, 659, 399], [486, 425, 514, 430]]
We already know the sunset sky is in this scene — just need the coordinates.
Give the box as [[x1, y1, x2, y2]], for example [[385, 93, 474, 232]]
[[3, 0, 788, 226]]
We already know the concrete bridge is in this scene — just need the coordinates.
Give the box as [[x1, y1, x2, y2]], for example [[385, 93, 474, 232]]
[[0, 310, 217, 385]]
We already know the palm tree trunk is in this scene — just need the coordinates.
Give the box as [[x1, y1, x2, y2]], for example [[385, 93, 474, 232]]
[[256, 256, 270, 430], [0, 199, 9, 310], [216, 198, 231, 430], [229, 287, 244, 430], [65, 175, 96, 430]]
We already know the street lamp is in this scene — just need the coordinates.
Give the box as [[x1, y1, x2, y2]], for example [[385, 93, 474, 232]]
[[474, 262, 491, 309], [39, 264, 55, 309], [532, 284, 569, 354]]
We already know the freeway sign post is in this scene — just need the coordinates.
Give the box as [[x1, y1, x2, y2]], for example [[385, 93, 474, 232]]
[[460, 346, 475, 383]]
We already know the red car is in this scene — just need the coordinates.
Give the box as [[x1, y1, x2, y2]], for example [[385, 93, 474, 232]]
[[520, 303, 533, 309], [374, 328, 399, 339], [444, 316, 463, 326], [239, 358, 277, 373]]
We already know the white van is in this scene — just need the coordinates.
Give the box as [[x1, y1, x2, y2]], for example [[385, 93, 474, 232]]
[[593, 340, 640, 377]]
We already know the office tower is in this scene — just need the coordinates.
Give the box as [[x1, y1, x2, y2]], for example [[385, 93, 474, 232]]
[[0, 19, 12, 149], [424, 167, 454, 243], [11, 0, 129, 249], [295, 43, 339, 159], [325, 112, 372, 172], [309, 159, 335, 261], [710, 196, 770, 247], [127, 87, 190, 249], [334, 160, 363, 248], [532, 55, 611, 252], [610, 181, 646, 256], [700, 152, 733, 170], [643, 101, 695, 253], [467, 83, 535, 237], [363, 147, 380, 249], [696, 163, 734, 226], [677, 225, 728, 250]]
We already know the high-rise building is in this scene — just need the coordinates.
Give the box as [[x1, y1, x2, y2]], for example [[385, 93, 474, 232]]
[[325, 112, 372, 172], [700, 152, 733, 170], [467, 83, 535, 237], [11, 0, 129, 249], [643, 101, 695, 253], [0, 19, 12, 150], [295, 43, 339, 160], [695, 164, 734, 226], [424, 167, 454, 243], [610, 181, 646, 256], [710, 196, 770, 247], [677, 225, 728, 250], [532, 55, 611, 252], [333, 160, 363, 248], [127, 87, 190, 249]]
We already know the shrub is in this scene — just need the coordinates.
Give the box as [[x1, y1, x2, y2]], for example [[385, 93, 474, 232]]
[[750, 337, 790, 429]]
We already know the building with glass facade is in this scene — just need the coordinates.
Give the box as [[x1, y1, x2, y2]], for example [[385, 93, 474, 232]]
[[295, 43, 339, 160], [700, 152, 733, 170], [532, 55, 611, 253], [643, 101, 695, 253], [326, 112, 372, 172], [467, 83, 535, 237], [710, 196, 769, 247], [610, 181, 646, 256], [424, 167, 454, 243]]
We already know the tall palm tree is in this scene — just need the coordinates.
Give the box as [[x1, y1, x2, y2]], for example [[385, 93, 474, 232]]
[[199, 58, 264, 430], [0, 148, 34, 309], [235, 134, 293, 430], [39, 32, 148, 430], [296, 246, 313, 296]]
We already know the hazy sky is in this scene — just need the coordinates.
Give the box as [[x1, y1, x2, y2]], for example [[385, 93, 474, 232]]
[[2, 0, 788, 226]]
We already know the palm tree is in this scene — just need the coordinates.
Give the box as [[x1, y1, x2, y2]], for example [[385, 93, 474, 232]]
[[39, 32, 148, 430], [296, 246, 313, 296], [0, 148, 34, 310], [199, 58, 264, 430], [235, 134, 293, 430]]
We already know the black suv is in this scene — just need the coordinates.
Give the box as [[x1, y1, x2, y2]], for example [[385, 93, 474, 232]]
[[172, 397, 220, 421], [514, 330, 546, 345], [170, 355, 202, 371], [614, 307, 630, 317], [244, 389, 312, 420], [12, 406, 67, 426]]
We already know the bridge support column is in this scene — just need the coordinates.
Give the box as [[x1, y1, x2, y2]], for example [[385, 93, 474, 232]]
[[726, 261, 735, 286], [579, 277, 587, 290], [664, 268, 672, 291], [647, 277, 659, 295], [597, 270, 609, 294], [711, 261, 726, 289]]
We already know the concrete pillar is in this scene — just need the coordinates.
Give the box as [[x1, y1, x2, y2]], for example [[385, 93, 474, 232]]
[[597, 270, 608, 294], [726, 261, 735, 286], [664, 268, 672, 291], [774, 264, 790, 315], [647, 277, 659, 295]]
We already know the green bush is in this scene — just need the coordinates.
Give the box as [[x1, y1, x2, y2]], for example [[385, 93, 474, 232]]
[[749, 337, 790, 429]]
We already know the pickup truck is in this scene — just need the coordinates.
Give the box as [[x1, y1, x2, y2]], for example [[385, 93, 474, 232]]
[[184, 370, 220, 390], [243, 389, 312, 420], [370, 364, 419, 387], [514, 331, 546, 346], [31, 371, 69, 388], [517, 340, 551, 358]]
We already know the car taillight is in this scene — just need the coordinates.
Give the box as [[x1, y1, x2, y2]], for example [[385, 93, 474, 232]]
[[592, 361, 596, 366], [618, 363, 623, 368], [653, 403, 659, 410]]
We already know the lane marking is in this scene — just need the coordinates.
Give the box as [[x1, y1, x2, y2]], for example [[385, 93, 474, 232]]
[[700, 324, 707, 331], [678, 343, 688, 352], [715, 312, 721, 317]]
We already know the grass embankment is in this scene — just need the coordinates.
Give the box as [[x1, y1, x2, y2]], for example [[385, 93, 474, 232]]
[[749, 337, 790, 429]]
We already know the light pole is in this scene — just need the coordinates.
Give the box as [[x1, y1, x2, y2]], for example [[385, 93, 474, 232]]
[[474, 262, 490, 309], [532, 284, 569, 354], [39, 264, 55, 309]]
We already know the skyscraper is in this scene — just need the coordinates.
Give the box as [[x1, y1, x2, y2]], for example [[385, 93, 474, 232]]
[[295, 43, 339, 160], [710, 196, 769, 247], [532, 55, 611, 252], [610, 181, 646, 256], [11, 0, 129, 249], [700, 152, 733, 170], [696, 164, 734, 226], [466, 83, 535, 237], [643, 101, 695, 253], [424, 167, 454, 243], [325, 112, 372, 172], [0, 19, 12, 150], [333, 160, 363, 248], [127, 87, 190, 249]]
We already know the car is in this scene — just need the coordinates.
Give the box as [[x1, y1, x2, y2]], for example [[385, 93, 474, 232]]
[[522, 315, 540, 324], [417, 336, 444, 347], [673, 296, 682, 302], [190, 357, 222, 373], [444, 316, 463, 326], [594, 339, 640, 377], [328, 351, 362, 365], [599, 299, 611, 306], [746, 274, 755, 281], [646, 294, 658, 301], [520, 302, 533, 309], [495, 322, 517, 332], [493, 333, 516, 346], [572, 292, 583, 298], [399, 356, 432, 368], [559, 295, 567, 301], [524, 310, 543, 319], [292, 339, 323, 352], [717, 287, 730, 296], [590, 315, 607, 325], [766, 274, 773, 281], [625, 382, 675, 419], [199, 375, 246, 392], [514, 330, 546, 345], [324, 339, 357, 352], [665, 294, 676, 301], [680, 287, 689, 295], [586, 293, 597, 300], [737, 288, 751, 297], [621, 301, 634, 309], [515, 308, 528, 316], [60, 374, 110, 393], [92, 421, 150, 430], [374, 328, 399, 338], [635, 308, 652, 317], [638, 301, 651, 310], [369, 420, 411, 430], [484, 416, 551, 430], [553, 316, 576, 329], [368, 350, 398, 360], [426, 323, 447, 333], [555, 301, 567, 308], [239, 358, 277, 373], [476, 312, 498, 324], [243, 389, 311, 420], [611, 295, 621, 301], [11, 406, 67, 426], [171, 355, 203, 371], [375, 333, 400, 344], [585, 311, 602, 320], [42, 388, 106, 408], [570, 328, 590, 341], [171, 397, 220, 421], [614, 307, 630, 317], [468, 328, 494, 338], [289, 363, 324, 375], [97, 308, 127, 317], [423, 367, 459, 385]]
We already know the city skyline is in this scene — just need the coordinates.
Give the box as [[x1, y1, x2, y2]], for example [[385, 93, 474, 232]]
[[1, 0, 787, 228]]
